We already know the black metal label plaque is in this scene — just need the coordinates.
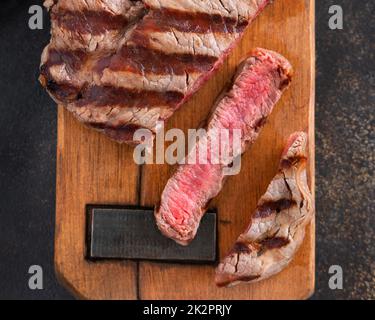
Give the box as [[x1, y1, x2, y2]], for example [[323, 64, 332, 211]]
[[86, 206, 217, 263]]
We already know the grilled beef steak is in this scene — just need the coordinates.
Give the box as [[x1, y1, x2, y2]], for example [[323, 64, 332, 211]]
[[39, 0, 272, 143], [215, 132, 314, 287], [155, 48, 293, 245]]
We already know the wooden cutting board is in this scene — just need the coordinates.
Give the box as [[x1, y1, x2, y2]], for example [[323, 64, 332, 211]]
[[55, 0, 315, 300]]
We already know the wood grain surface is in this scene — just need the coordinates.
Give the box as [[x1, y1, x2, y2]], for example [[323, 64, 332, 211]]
[[55, 0, 315, 300]]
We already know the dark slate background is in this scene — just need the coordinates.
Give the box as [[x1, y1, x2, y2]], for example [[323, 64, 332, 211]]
[[0, 0, 373, 300]]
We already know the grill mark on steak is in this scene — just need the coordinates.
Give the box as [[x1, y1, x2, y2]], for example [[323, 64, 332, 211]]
[[89, 123, 144, 143], [254, 199, 297, 218], [43, 79, 184, 109], [76, 85, 184, 108], [41, 48, 87, 71], [236, 275, 261, 283], [44, 80, 81, 103], [216, 274, 260, 288], [232, 242, 252, 254], [53, 9, 129, 35], [40, 49, 89, 101], [94, 55, 114, 76], [137, 8, 249, 34], [104, 126, 144, 145], [280, 155, 308, 169], [260, 236, 290, 249], [109, 45, 218, 76]]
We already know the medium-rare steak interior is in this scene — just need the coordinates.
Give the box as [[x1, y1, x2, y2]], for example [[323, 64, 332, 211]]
[[155, 48, 293, 245], [39, 0, 272, 144], [215, 132, 314, 287]]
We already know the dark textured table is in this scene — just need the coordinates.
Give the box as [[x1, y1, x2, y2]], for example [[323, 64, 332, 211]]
[[0, 0, 373, 300]]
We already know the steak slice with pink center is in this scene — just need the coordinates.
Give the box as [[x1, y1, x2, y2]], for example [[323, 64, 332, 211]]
[[155, 48, 293, 245]]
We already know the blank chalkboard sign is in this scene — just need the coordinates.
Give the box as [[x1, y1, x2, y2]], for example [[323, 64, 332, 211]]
[[86, 206, 217, 263]]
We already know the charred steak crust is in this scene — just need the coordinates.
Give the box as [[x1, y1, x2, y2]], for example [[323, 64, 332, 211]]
[[40, 0, 272, 143], [215, 132, 315, 288], [155, 48, 293, 246]]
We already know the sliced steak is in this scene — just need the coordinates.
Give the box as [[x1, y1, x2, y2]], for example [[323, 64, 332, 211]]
[[155, 48, 293, 245], [39, 0, 272, 143], [215, 132, 314, 287]]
